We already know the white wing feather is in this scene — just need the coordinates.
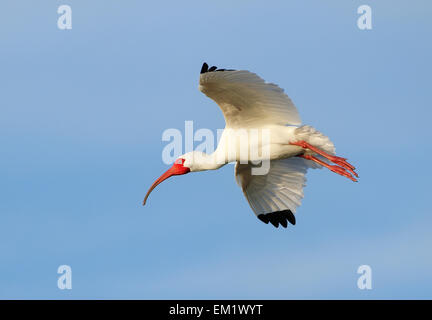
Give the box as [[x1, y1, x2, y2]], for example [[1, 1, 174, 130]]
[[235, 158, 317, 217], [199, 69, 301, 128]]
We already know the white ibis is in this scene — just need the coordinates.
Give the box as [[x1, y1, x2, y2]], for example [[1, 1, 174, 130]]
[[143, 62, 358, 228]]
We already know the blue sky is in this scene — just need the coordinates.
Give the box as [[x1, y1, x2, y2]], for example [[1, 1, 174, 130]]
[[0, 0, 431, 299]]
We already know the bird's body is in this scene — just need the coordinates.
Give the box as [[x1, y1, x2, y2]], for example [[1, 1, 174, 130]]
[[143, 63, 358, 228], [181, 125, 333, 169]]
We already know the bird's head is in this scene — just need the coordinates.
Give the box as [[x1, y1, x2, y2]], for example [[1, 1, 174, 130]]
[[142, 155, 192, 206], [142, 151, 221, 205]]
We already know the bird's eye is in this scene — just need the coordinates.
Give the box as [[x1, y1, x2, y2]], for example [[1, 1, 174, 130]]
[[175, 158, 183, 165]]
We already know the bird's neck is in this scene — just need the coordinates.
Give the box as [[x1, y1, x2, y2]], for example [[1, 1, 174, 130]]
[[190, 152, 227, 172]]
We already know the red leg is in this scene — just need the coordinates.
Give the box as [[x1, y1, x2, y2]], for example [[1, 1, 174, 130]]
[[298, 154, 358, 182], [291, 140, 358, 178]]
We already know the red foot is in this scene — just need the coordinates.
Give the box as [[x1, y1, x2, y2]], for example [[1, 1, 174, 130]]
[[327, 164, 357, 182], [290, 141, 358, 182], [299, 154, 357, 182], [291, 140, 358, 178], [328, 156, 358, 178]]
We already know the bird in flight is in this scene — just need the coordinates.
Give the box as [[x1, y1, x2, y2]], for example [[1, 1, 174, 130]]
[[143, 62, 358, 228]]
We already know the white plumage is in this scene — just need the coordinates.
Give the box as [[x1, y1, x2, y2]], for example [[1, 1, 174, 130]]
[[199, 68, 301, 128], [143, 63, 358, 228], [235, 158, 309, 214]]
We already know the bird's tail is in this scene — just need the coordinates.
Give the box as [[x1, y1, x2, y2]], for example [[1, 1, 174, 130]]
[[294, 125, 336, 156]]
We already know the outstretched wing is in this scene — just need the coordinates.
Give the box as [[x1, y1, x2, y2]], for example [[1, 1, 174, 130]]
[[199, 62, 301, 128], [235, 157, 318, 228]]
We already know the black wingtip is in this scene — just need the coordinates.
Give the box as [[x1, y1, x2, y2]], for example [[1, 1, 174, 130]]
[[258, 210, 296, 228], [200, 62, 209, 74], [200, 62, 235, 74], [258, 214, 270, 224], [285, 210, 296, 226]]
